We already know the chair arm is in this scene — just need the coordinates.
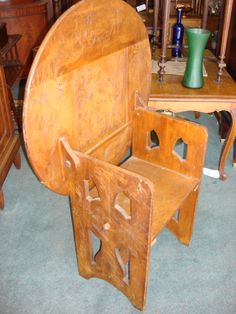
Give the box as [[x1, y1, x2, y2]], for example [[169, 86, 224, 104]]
[[132, 108, 208, 179]]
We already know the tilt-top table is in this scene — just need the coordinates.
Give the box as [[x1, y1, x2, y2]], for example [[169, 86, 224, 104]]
[[149, 50, 236, 180], [23, 0, 208, 310]]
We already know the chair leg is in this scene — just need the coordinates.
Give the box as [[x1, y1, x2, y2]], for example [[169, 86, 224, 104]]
[[194, 111, 201, 119], [166, 188, 199, 246], [0, 189, 4, 210], [233, 139, 236, 166], [13, 151, 21, 169]]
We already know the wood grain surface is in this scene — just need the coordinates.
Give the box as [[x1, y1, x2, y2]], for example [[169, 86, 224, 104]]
[[23, 0, 151, 195]]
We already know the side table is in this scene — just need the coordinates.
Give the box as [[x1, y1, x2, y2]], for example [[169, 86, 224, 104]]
[[149, 51, 236, 180]]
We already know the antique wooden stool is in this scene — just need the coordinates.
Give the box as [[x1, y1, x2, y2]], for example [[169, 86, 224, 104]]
[[23, 0, 208, 310]]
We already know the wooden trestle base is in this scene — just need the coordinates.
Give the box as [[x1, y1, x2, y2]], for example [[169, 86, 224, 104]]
[[58, 108, 207, 310]]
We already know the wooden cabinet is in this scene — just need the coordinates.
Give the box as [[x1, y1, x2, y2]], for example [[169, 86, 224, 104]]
[[0, 0, 53, 77], [0, 65, 21, 209]]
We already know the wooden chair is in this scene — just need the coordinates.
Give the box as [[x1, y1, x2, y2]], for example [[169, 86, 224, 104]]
[[23, 0, 208, 310]]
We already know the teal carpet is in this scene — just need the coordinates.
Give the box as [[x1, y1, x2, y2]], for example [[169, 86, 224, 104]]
[[0, 113, 236, 314]]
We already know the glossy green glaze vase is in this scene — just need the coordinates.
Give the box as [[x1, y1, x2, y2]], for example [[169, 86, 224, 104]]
[[182, 28, 211, 88]]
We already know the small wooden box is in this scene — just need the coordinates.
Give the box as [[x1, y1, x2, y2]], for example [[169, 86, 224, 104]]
[[0, 23, 8, 49]]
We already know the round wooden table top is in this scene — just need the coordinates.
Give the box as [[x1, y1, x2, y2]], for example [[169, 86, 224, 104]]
[[23, 0, 151, 195]]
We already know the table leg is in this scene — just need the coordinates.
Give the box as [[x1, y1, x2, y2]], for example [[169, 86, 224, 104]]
[[217, 0, 234, 82], [233, 139, 236, 167], [201, 0, 209, 29], [218, 108, 236, 180], [214, 111, 231, 141], [153, 0, 160, 44], [158, 0, 171, 82]]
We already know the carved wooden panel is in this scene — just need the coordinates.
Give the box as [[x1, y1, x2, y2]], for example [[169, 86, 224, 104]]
[[132, 109, 208, 179], [59, 138, 153, 310]]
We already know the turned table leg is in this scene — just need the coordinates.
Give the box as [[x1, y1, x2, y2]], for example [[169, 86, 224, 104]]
[[158, 0, 170, 82], [201, 0, 209, 29], [217, 0, 234, 82], [0, 189, 4, 210], [153, 0, 160, 45], [218, 108, 236, 180]]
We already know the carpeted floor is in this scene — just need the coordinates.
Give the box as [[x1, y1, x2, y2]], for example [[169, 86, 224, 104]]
[[0, 113, 236, 314]]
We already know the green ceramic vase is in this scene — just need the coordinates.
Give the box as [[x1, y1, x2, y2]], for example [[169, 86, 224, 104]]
[[182, 28, 211, 88]]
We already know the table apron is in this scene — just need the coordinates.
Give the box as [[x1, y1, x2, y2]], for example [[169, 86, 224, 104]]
[[148, 99, 236, 114]]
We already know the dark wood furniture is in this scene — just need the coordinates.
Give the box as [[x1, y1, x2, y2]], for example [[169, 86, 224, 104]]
[[0, 22, 8, 48], [0, 0, 53, 78], [53, 0, 72, 19], [0, 27, 23, 131], [0, 65, 21, 209], [23, 0, 208, 310], [149, 49, 236, 179], [0, 33, 22, 87]]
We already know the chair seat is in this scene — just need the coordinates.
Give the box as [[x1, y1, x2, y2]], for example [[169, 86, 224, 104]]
[[121, 156, 199, 241]]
